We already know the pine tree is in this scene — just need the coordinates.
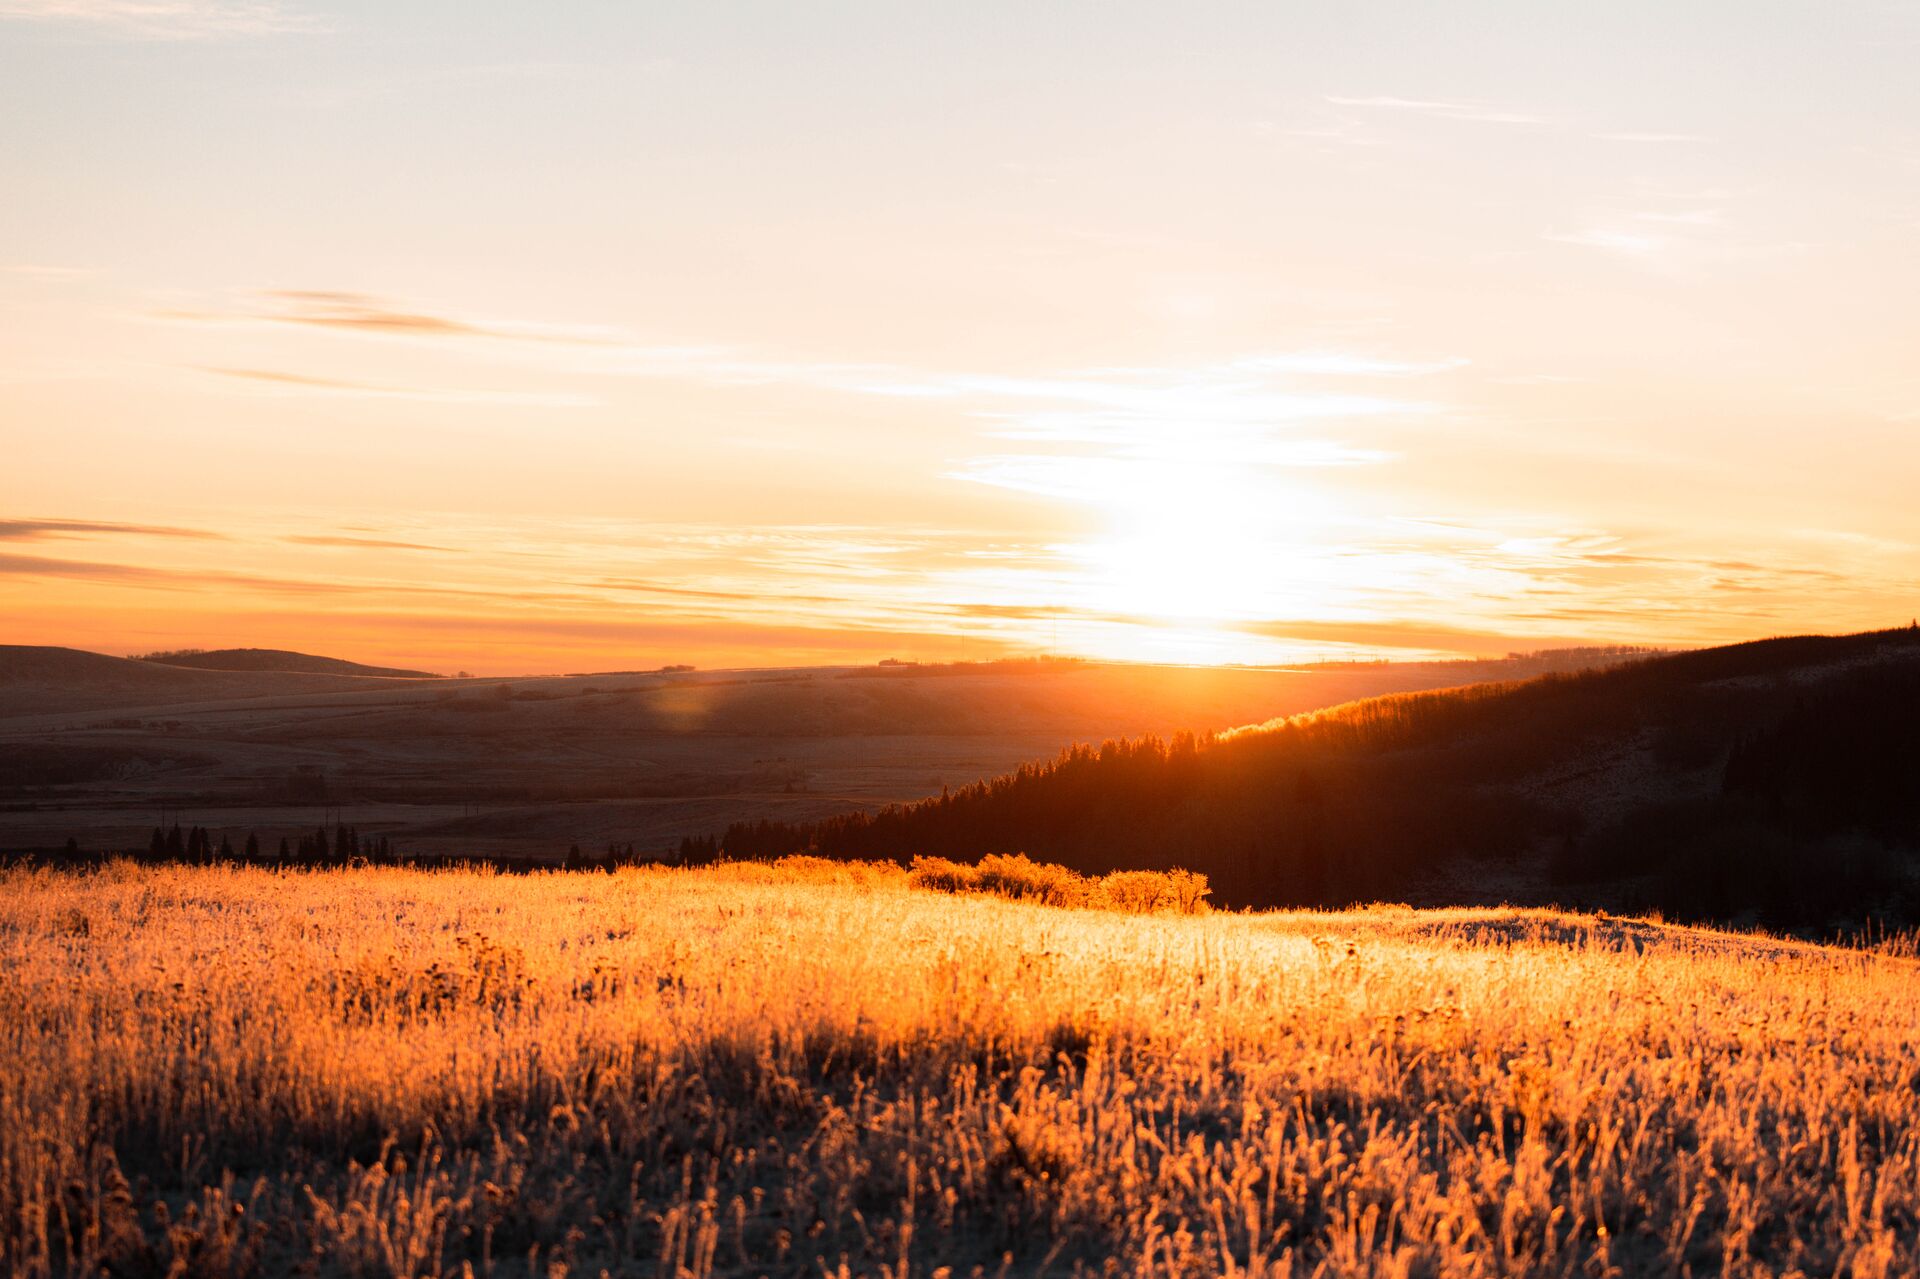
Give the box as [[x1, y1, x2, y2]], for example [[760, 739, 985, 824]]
[[245, 832, 260, 860]]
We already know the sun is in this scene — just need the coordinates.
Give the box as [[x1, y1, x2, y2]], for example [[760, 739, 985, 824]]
[[1065, 459, 1305, 662]]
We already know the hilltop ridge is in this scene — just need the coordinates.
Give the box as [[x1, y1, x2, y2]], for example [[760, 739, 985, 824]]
[[136, 647, 440, 679], [712, 626, 1920, 933]]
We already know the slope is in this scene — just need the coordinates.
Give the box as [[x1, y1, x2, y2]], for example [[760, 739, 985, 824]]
[[710, 627, 1920, 932], [138, 647, 440, 678]]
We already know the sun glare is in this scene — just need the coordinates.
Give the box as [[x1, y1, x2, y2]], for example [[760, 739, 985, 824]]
[[1058, 460, 1316, 662]]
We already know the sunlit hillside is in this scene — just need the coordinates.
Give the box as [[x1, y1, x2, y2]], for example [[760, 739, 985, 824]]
[[716, 628, 1920, 932], [4, 859, 1917, 1278]]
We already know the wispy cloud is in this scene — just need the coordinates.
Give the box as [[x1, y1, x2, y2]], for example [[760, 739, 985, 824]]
[[0, 550, 604, 607], [0, 0, 318, 38], [1324, 95, 1547, 126], [0, 518, 223, 541], [0, 551, 360, 594], [1633, 209, 1722, 226], [854, 357, 1438, 505], [955, 447, 1387, 506], [1225, 353, 1469, 377], [283, 534, 457, 553], [164, 291, 625, 346], [1542, 228, 1666, 256], [198, 366, 598, 408], [1234, 616, 1595, 658], [262, 291, 493, 338], [3, 263, 99, 278], [1593, 132, 1714, 144], [164, 291, 1454, 444]]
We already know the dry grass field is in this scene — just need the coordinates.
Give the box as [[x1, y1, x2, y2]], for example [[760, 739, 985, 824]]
[[3, 859, 1918, 1278]]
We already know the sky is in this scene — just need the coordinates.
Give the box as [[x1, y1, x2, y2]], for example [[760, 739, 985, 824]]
[[3, 1, 1918, 674]]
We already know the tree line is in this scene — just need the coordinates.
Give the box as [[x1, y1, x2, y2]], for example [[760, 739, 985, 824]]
[[23, 828, 724, 872], [705, 627, 1920, 932]]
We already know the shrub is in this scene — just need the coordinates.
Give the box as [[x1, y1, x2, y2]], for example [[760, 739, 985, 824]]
[[907, 855, 980, 895], [910, 854, 1209, 914], [711, 856, 907, 888], [974, 853, 1089, 906], [1096, 868, 1211, 914]]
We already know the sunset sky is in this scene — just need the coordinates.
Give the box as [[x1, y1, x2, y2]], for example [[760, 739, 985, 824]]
[[4, 2, 1918, 673]]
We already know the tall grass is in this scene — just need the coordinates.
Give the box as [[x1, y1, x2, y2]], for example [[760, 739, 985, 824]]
[[2, 859, 1918, 1276], [908, 853, 1211, 913]]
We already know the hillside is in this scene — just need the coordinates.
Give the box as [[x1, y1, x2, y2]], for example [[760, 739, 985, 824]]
[[713, 626, 1920, 932], [138, 647, 440, 678], [0, 645, 424, 716], [0, 648, 1648, 860]]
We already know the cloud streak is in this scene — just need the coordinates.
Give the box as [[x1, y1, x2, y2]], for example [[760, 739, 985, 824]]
[[1593, 132, 1713, 144], [283, 535, 458, 553], [1543, 228, 1665, 256], [198, 366, 597, 408], [0, 0, 318, 38], [0, 518, 224, 542], [1324, 95, 1547, 125]]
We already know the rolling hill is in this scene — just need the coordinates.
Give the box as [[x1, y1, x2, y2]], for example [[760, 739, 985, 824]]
[[711, 626, 1920, 933], [0, 645, 430, 715], [137, 647, 440, 678], [0, 645, 1661, 861]]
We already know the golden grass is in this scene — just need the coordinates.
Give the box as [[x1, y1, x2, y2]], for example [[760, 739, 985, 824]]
[[2, 860, 1918, 1278], [907, 854, 1211, 914]]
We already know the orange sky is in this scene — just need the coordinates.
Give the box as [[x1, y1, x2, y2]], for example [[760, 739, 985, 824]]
[[4, 4, 1918, 674]]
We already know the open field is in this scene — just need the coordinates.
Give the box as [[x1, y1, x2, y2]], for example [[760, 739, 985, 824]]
[[4, 861, 1918, 1277], [0, 649, 1613, 862]]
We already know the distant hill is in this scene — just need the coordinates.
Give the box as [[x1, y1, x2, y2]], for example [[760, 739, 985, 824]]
[[136, 648, 440, 679], [0, 645, 432, 716], [0, 645, 222, 694], [711, 627, 1920, 934]]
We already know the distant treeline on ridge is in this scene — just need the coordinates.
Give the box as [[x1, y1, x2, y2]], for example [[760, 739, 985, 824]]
[[710, 628, 1920, 932]]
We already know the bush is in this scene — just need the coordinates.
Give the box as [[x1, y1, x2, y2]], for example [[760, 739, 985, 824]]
[[709, 856, 907, 888], [974, 853, 1089, 906], [1096, 868, 1211, 914], [907, 855, 980, 895], [909, 853, 1209, 914]]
